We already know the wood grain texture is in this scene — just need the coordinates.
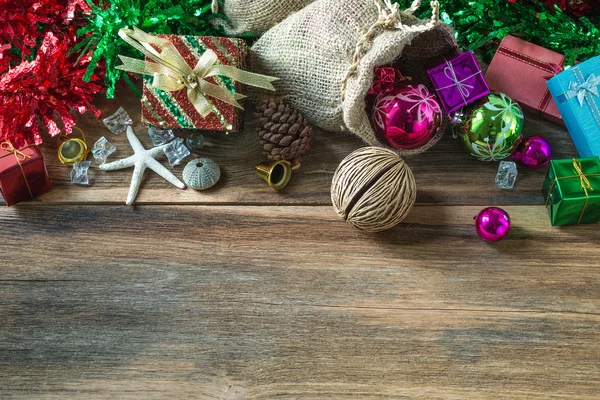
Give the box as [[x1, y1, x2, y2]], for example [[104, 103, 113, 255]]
[[2, 83, 599, 399], [31, 85, 578, 206], [1, 205, 599, 399]]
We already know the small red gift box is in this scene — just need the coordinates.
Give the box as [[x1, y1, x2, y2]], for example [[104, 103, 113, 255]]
[[0, 142, 52, 206], [485, 35, 565, 126]]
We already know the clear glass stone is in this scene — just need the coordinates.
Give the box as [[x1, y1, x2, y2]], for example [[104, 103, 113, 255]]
[[496, 161, 518, 190], [70, 161, 92, 185], [164, 138, 190, 167], [148, 127, 175, 146], [185, 133, 205, 151], [92, 136, 117, 164], [102, 107, 132, 135]]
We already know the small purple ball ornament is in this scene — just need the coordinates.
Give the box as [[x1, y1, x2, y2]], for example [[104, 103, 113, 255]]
[[371, 82, 442, 150], [474, 207, 511, 242], [511, 135, 552, 169]]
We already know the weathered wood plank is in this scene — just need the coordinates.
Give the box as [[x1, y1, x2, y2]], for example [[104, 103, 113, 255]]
[[30, 85, 577, 206], [1, 205, 599, 398]]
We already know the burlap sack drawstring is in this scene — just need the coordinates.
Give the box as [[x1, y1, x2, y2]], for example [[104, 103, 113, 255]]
[[251, 0, 457, 155], [341, 0, 440, 101]]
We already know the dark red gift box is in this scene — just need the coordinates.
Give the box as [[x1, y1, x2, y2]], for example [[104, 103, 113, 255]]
[[0, 142, 52, 206], [485, 35, 565, 126]]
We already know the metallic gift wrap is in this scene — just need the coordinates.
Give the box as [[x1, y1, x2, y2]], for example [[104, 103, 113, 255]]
[[141, 35, 248, 133], [0, 142, 52, 206], [427, 51, 490, 114], [542, 157, 600, 226], [547, 56, 600, 158]]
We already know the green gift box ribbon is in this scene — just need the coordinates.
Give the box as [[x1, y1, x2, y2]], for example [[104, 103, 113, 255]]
[[542, 157, 600, 226]]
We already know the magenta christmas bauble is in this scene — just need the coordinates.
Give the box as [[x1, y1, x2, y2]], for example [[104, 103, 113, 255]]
[[371, 83, 442, 150], [511, 135, 552, 169], [474, 207, 511, 242]]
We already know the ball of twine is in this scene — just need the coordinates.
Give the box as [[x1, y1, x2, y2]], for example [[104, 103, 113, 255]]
[[331, 147, 416, 232]]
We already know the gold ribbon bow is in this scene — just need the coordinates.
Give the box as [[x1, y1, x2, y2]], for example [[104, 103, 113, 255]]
[[116, 27, 278, 118], [0, 141, 33, 198], [545, 158, 600, 224], [573, 159, 594, 224]]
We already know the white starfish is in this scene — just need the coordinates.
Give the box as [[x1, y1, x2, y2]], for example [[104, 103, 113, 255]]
[[99, 126, 186, 205]]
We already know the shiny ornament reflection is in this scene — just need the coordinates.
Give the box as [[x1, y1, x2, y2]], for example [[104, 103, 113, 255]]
[[371, 83, 442, 150], [474, 207, 511, 242], [456, 93, 524, 161], [511, 135, 552, 169]]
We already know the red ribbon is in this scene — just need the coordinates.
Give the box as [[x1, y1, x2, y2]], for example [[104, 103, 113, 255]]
[[496, 45, 564, 116]]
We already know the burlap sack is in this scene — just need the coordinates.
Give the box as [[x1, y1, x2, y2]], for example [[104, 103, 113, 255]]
[[250, 0, 459, 155], [211, 0, 315, 35]]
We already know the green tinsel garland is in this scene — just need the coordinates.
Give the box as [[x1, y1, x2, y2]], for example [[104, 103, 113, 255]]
[[82, 0, 600, 97], [76, 0, 227, 98], [394, 0, 600, 65]]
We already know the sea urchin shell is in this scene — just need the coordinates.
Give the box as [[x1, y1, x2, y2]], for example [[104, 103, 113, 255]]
[[183, 158, 221, 190]]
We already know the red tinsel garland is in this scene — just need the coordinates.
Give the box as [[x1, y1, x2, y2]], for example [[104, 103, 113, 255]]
[[0, 0, 90, 57], [0, 0, 103, 145], [541, 0, 599, 16], [0, 32, 103, 145], [0, 44, 10, 75]]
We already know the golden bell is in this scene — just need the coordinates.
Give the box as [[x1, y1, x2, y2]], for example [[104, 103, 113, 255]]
[[58, 127, 89, 166], [256, 160, 293, 190]]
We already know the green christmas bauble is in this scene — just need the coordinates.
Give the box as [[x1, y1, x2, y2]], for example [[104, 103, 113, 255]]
[[455, 93, 524, 162]]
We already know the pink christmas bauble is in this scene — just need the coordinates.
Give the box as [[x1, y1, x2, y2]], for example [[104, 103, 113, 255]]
[[511, 135, 552, 169], [474, 207, 511, 242], [371, 83, 442, 150]]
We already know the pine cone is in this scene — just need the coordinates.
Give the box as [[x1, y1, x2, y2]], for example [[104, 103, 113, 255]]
[[255, 99, 313, 164]]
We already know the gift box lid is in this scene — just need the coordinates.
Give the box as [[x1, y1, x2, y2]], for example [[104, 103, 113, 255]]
[[0, 143, 43, 175], [547, 56, 600, 158], [485, 35, 564, 123]]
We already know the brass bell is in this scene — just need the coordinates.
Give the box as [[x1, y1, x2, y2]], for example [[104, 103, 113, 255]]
[[256, 160, 293, 190], [58, 127, 89, 166]]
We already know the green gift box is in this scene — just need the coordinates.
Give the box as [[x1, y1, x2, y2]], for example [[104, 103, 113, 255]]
[[542, 157, 600, 226]]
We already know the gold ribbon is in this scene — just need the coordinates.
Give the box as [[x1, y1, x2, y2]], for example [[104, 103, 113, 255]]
[[545, 158, 600, 224], [0, 141, 34, 198], [116, 27, 278, 118]]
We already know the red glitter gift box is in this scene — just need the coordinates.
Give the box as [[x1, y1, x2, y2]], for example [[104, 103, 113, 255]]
[[141, 35, 249, 132], [0, 142, 52, 206], [485, 35, 565, 126]]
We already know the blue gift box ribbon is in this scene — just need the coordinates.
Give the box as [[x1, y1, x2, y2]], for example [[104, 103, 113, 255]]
[[557, 67, 600, 126]]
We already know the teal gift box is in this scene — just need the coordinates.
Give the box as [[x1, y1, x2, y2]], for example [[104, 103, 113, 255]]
[[547, 57, 600, 158], [542, 157, 600, 226]]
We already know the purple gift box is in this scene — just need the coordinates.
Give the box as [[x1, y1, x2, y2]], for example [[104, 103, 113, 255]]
[[427, 51, 490, 114]]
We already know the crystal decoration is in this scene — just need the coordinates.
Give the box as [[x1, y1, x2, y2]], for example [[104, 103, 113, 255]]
[[92, 136, 117, 164], [102, 107, 133, 135], [164, 138, 190, 167], [496, 161, 518, 190], [70, 161, 92, 185], [185, 133, 206, 151], [148, 127, 175, 146]]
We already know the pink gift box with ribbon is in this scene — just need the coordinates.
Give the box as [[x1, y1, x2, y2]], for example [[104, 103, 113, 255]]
[[485, 35, 565, 126], [426, 51, 490, 115]]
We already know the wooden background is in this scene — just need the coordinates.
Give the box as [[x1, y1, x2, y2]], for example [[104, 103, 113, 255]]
[[1, 87, 599, 399]]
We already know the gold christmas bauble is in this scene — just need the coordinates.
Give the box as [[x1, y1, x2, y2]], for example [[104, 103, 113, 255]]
[[331, 147, 416, 232]]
